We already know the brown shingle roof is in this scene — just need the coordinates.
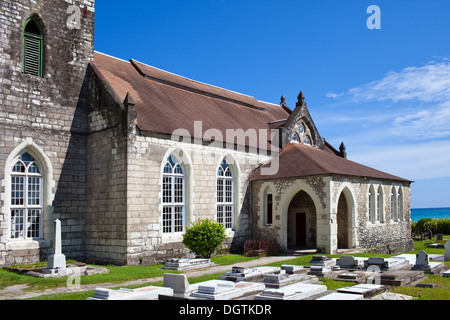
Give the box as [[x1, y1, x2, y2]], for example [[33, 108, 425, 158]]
[[250, 143, 411, 182], [91, 52, 289, 150]]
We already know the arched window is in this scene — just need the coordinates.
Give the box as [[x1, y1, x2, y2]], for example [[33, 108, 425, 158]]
[[304, 136, 312, 146], [291, 133, 300, 143], [162, 154, 185, 234], [10, 152, 43, 240], [265, 189, 273, 225], [398, 187, 404, 221], [376, 186, 383, 223], [217, 159, 234, 229], [390, 187, 396, 221], [23, 17, 44, 77], [368, 186, 375, 223]]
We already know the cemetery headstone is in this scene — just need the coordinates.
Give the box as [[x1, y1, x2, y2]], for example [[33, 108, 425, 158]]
[[445, 240, 450, 262], [44, 219, 68, 275]]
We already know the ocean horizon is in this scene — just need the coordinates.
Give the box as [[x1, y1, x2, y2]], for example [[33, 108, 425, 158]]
[[411, 207, 450, 222]]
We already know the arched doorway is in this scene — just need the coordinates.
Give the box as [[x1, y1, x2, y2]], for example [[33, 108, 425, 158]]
[[287, 190, 317, 249], [337, 188, 356, 249]]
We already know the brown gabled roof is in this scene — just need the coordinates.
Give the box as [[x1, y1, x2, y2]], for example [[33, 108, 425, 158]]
[[91, 52, 290, 150], [250, 143, 411, 182]]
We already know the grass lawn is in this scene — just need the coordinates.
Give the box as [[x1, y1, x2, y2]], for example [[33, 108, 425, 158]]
[[2, 239, 449, 300]]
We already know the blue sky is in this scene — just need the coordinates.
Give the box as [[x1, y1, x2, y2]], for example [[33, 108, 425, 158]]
[[94, 0, 450, 209]]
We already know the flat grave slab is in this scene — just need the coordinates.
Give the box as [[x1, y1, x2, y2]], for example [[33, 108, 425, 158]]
[[161, 258, 214, 271], [219, 266, 281, 282], [337, 284, 387, 298], [87, 286, 173, 300], [330, 270, 371, 283], [190, 280, 265, 300], [379, 270, 427, 286], [263, 270, 320, 288], [315, 292, 364, 300], [254, 283, 327, 301]]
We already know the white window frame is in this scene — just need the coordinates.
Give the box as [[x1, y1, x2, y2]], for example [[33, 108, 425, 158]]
[[217, 159, 234, 230], [162, 155, 185, 234], [398, 188, 404, 221], [390, 187, 397, 221], [10, 152, 43, 241], [265, 191, 274, 226], [368, 187, 375, 223]]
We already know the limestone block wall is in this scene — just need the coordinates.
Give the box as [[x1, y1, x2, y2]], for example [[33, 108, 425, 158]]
[[125, 133, 272, 265], [0, 0, 95, 265], [252, 175, 413, 255], [331, 177, 413, 254]]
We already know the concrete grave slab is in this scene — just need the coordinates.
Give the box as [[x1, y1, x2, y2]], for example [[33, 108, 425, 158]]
[[190, 280, 265, 300], [337, 284, 386, 298], [254, 283, 327, 300], [162, 258, 214, 271], [219, 266, 281, 282], [315, 292, 364, 300], [87, 286, 173, 300], [379, 270, 427, 286]]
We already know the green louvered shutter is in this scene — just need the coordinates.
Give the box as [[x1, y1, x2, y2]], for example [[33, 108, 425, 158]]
[[24, 35, 42, 76], [23, 18, 43, 77]]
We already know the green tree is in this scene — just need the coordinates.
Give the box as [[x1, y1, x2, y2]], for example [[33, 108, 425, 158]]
[[182, 219, 227, 258]]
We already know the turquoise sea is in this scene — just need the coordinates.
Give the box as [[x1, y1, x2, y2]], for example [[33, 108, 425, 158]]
[[411, 207, 450, 222]]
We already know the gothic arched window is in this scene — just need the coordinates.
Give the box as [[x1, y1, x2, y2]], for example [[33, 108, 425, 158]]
[[217, 159, 234, 229], [162, 155, 185, 234], [10, 152, 43, 240]]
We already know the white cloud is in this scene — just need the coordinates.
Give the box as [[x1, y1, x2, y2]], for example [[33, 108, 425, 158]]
[[346, 60, 450, 103], [325, 91, 344, 99]]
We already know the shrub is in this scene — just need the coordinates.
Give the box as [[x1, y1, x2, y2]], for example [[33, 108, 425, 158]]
[[182, 219, 227, 258], [412, 218, 450, 235]]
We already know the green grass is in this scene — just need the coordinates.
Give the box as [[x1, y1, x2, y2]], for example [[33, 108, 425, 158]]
[[4, 237, 450, 300]]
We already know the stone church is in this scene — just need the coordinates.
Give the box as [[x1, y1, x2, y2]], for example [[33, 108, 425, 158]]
[[0, 0, 413, 266]]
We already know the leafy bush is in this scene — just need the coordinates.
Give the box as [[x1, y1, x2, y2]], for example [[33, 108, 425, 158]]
[[412, 218, 450, 235], [182, 219, 227, 258]]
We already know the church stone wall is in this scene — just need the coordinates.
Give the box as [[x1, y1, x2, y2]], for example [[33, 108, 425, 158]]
[[0, 0, 95, 265], [124, 133, 272, 265], [331, 177, 413, 254], [251, 175, 413, 255]]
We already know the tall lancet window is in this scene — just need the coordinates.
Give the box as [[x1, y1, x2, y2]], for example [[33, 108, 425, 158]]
[[162, 154, 185, 234], [10, 152, 43, 240], [23, 17, 44, 77], [217, 159, 234, 229]]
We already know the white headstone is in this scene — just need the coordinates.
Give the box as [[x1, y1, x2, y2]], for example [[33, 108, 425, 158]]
[[164, 273, 191, 295], [445, 240, 450, 262]]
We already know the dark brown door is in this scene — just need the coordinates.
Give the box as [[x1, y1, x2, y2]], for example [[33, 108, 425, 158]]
[[296, 212, 306, 246]]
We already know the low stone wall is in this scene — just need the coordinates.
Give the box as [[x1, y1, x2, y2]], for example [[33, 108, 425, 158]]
[[365, 239, 415, 255]]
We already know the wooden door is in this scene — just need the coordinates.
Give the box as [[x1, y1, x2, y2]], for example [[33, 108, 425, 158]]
[[296, 212, 306, 246]]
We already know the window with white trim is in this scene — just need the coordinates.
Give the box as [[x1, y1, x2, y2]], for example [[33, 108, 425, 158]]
[[10, 152, 43, 240], [265, 192, 273, 225], [368, 186, 375, 223], [162, 155, 185, 234], [398, 188, 404, 221], [217, 159, 234, 229], [376, 186, 382, 223], [390, 187, 396, 221]]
